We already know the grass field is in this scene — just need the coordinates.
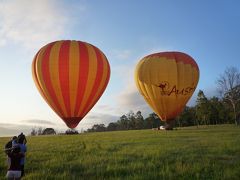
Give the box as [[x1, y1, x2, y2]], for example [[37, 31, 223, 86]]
[[0, 125, 240, 179]]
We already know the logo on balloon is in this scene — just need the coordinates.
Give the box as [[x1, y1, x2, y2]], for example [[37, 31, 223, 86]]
[[155, 81, 196, 96]]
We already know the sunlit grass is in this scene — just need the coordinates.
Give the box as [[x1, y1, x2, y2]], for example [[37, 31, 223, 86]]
[[0, 124, 239, 179]]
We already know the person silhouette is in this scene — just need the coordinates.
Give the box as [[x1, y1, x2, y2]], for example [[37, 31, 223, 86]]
[[17, 133, 27, 177], [6, 145, 24, 180]]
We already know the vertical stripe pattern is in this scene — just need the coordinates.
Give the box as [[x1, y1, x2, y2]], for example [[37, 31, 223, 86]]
[[32, 40, 111, 128]]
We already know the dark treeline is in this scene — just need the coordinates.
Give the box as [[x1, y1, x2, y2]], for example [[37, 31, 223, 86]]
[[86, 111, 164, 132], [86, 89, 239, 132], [30, 127, 79, 136], [86, 67, 240, 132]]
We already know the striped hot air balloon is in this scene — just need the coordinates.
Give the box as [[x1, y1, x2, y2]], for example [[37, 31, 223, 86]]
[[32, 40, 110, 128], [135, 52, 199, 129]]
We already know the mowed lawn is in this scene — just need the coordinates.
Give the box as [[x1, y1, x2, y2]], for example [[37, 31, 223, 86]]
[[0, 125, 240, 179]]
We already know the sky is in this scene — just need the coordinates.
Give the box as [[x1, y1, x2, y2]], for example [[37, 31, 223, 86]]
[[0, 0, 240, 136]]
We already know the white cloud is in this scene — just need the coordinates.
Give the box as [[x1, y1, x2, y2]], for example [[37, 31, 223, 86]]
[[107, 50, 154, 118], [115, 83, 152, 117], [0, 0, 83, 50], [78, 112, 119, 130], [0, 123, 32, 137]]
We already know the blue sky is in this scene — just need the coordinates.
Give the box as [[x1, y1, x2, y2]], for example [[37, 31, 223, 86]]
[[0, 0, 239, 136]]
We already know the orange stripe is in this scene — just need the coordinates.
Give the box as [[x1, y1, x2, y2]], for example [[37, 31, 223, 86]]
[[103, 53, 111, 90], [41, 42, 65, 117], [48, 41, 68, 117], [32, 51, 44, 97], [81, 47, 109, 117], [91, 53, 110, 106], [80, 46, 104, 116], [77, 43, 97, 117], [69, 41, 80, 117], [59, 41, 71, 117], [35, 43, 63, 117], [32, 50, 53, 109], [74, 41, 89, 116]]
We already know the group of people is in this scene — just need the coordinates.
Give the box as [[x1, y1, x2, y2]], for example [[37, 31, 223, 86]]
[[4, 133, 27, 180]]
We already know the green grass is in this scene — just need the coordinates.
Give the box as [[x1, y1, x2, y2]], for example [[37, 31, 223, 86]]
[[0, 124, 240, 179]]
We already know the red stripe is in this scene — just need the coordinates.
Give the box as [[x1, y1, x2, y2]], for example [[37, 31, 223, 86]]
[[41, 42, 64, 117], [82, 61, 110, 118], [59, 41, 71, 116], [81, 46, 106, 117], [74, 41, 89, 116]]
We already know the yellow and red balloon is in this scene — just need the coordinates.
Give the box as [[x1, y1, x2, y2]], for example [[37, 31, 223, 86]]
[[32, 40, 110, 128], [135, 51, 199, 123]]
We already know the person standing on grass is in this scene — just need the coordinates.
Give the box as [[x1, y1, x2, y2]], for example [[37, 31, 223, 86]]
[[6, 145, 24, 180], [17, 133, 27, 177], [5, 136, 18, 169]]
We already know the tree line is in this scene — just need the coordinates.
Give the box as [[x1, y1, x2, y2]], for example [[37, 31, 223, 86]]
[[86, 67, 240, 132], [30, 127, 79, 136]]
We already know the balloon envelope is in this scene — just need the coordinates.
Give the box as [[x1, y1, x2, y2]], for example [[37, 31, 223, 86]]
[[32, 40, 110, 128], [135, 52, 199, 121]]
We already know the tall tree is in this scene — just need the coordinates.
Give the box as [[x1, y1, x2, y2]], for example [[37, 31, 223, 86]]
[[144, 113, 163, 128], [208, 97, 221, 124], [117, 115, 130, 130], [127, 111, 136, 129], [107, 122, 118, 131], [196, 90, 213, 125], [135, 111, 145, 129], [177, 106, 196, 127], [217, 67, 240, 125]]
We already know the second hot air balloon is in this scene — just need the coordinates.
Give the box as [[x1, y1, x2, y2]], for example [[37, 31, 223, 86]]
[[135, 52, 199, 129], [32, 40, 110, 129]]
